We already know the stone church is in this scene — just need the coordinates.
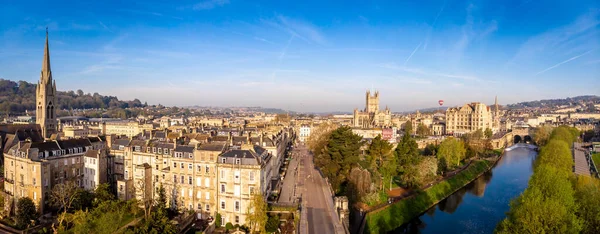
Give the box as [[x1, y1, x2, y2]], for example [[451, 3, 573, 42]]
[[353, 90, 392, 128]]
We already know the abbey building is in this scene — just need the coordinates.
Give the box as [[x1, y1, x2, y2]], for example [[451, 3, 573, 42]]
[[353, 90, 392, 128]]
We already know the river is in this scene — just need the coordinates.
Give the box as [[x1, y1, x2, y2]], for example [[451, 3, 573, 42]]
[[392, 146, 538, 234]]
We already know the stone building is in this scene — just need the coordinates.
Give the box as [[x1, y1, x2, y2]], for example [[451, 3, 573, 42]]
[[445, 98, 500, 136], [4, 137, 107, 213], [36, 30, 58, 139], [216, 144, 272, 226], [353, 91, 392, 128]]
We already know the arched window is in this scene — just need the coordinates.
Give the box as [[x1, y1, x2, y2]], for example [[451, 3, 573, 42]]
[[50, 106, 54, 119]]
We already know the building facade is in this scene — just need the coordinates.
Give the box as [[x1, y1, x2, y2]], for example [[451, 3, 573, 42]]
[[299, 124, 311, 142], [445, 99, 499, 136], [353, 91, 392, 128], [216, 145, 270, 226], [3, 138, 107, 213]]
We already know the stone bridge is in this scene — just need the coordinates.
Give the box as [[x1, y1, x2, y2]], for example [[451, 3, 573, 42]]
[[512, 126, 533, 144]]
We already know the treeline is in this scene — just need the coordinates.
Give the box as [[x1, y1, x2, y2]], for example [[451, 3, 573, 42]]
[[497, 126, 600, 234], [0, 79, 145, 115], [307, 121, 498, 207]]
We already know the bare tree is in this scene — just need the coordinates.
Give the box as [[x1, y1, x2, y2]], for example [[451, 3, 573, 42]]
[[49, 181, 80, 233], [134, 179, 153, 220]]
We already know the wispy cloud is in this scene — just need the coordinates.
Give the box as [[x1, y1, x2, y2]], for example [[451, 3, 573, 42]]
[[192, 0, 230, 10], [263, 15, 326, 45], [117, 9, 183, 20], [510, 10, 599, 64], [379, 63, 480, 81], [423, 0, 446, 50], [70, 23, 93, 30], [271, 35, 295, 81], [404, 42, 421, 65], [253, 36, 276, 45], [395, 76, 432, 84], [98, 21, 112, 32], [535, 49, 595, 76]]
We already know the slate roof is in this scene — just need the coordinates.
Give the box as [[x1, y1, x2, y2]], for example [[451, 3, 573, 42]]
[[175, 145, 194, 153], [198, 142, 226, 152]]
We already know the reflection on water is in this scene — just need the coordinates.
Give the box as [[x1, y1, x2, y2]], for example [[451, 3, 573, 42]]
[[392, 147, 537, 234]]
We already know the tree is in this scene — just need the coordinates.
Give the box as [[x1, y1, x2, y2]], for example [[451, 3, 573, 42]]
[[404, 120, 413, 136], [573, 176, 600, 234], [50, 181, 81, 232], [94, 183, 115, 206], [246, 193, 268, 233], [484, 128, 493, 139], [497, 165, 581, 233], [156, 184, 167, 212], [532, 125, 553, 146], [215, 213, 222, 227], [317, 126, 363, 193], [437, 138, 466, 172], [367, 135, 395, 190], [535, 139, 572, 174], [422, 143, 438, 156], [73, 189, 94, 210], [135, 177, 153, 220], [414, 157, 438, 186], [16, 197, 37, 229], [416, 123, 430, 136], [395, 132, 421, 188], [472, 129, 484, 140], [266, 215, 280, 232]]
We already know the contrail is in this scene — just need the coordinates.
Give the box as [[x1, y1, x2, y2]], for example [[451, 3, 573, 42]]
[[404, 42, 422, 65], [535, 49, 595, 76]]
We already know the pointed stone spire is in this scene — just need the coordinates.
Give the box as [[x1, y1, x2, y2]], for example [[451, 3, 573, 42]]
[[41, 27, 52, 84], [494, 96, 498, 113]]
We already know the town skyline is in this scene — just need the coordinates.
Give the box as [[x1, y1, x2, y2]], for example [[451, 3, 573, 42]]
[[1, 0, 599, 112]]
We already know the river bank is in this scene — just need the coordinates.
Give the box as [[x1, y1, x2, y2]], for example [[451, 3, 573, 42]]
[[364, 158, 497, 234]]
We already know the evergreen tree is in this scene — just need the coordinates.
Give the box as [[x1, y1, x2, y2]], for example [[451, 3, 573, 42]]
[[16, 197, 37, 229], [367, 135, 395, 190], [320, 126, 363, 193]]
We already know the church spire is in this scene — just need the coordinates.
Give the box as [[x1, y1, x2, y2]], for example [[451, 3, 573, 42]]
[[41, 27, 52, 84], [494, 96, 499, 115]]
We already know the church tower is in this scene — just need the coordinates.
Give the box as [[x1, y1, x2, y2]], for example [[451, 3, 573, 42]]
[[36, 29, 58, 139]]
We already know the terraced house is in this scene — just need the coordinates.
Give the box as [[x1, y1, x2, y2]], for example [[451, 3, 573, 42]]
[[3, 137, 107, 213]]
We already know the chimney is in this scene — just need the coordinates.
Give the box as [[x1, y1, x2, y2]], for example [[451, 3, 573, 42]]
[[260, 133, 264, 146]]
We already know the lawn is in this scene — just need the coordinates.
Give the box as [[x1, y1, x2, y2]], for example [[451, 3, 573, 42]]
[[592, 153, 600, 171], [364, 160, 493, 234]]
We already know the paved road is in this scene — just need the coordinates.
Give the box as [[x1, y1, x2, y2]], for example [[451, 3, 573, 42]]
[[278, 148, 301, 204], [295, 144, 345, 234], [573, 142, 591, 176]]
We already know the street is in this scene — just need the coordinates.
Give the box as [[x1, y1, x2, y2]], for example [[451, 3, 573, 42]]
[[296, 144, 345, 234]]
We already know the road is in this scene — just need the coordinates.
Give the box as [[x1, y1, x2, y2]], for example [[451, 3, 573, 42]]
[[573, 142, 591, 176], [295, 144, 345, 234]]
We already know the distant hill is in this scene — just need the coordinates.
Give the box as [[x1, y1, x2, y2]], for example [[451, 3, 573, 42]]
[[0, 78, 146, 116], [506, 95, 600, 109]]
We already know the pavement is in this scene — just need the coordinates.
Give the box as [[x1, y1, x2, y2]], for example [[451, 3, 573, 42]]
[[573, 142, 591, 176], [292, 144, 345, 234]]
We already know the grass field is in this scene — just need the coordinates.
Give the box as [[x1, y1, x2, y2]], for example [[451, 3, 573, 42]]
[[592, 153, 600, 171], [364, 160, 493, 234]]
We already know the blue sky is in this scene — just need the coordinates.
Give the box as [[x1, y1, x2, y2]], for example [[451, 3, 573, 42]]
[[0, 0, 599, 112]]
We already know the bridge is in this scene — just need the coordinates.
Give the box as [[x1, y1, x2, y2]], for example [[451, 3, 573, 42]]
[[512, 124, 532, 144]]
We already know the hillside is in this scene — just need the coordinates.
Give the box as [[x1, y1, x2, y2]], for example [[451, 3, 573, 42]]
[[0, 78, 145, 116], [506, 95, 600, 109]]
